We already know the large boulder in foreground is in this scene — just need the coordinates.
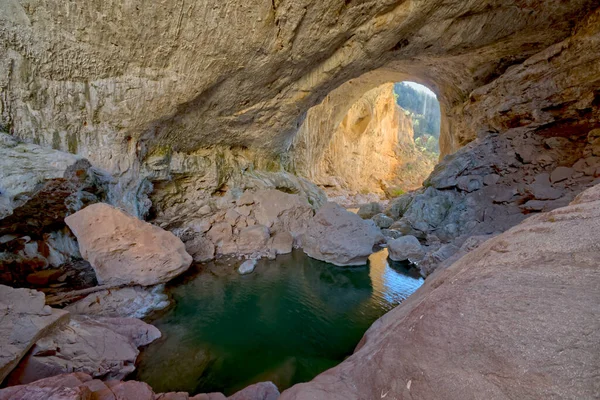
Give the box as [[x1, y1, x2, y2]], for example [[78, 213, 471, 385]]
[[0, 285, 69, 384], [301, 203, 384, 266], [7, 316, 160, 385], [280, 184, 600, 399], [65, 203, 192, 286]]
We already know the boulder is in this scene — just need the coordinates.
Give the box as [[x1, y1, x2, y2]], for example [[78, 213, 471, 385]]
[[302, 203, 385, 266], [357, 202, 383, 219], [371, 213, 394, 229], [387, 236, 425, 263], [65, 203, 192, 286], [0, 285, 69, 384], [185, 236, 216, 263], [7, 316, 161, 385], [237, 225, 270, 254], [268, 231, 294, 255], [65, 286, 170, 319], [280, 184, 600, 400], [229, 381, 280, 400], [0, 372, 277, 400], [238, 259, 257, 275]]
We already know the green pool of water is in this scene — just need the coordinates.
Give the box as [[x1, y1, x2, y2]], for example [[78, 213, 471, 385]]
[[133, 249, 423, 395]]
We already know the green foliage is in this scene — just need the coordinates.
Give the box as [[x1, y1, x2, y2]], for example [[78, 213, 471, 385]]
[[389, 188, 405, 197], [394, 82, 441, 155]]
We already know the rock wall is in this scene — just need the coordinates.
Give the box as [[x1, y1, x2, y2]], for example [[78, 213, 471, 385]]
[[1, 0, 597, 165], [279, 184, 600, 400], [292, 83, 423, 196]]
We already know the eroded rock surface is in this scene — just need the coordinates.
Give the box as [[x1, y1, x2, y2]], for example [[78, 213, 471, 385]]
[[379, 125, 600, 275], [6, 316, 161, 385], [65, 286, 170, 319], [0, 285, 69, 384], [280, 184, 600, 400], [0, 372, 279, 400], [65, 203, 192, 286], [302, 203, 384, 266], [291, 83, 433, 197]]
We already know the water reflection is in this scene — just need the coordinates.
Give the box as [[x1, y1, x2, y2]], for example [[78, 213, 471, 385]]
[[133, 250, 423, 395]]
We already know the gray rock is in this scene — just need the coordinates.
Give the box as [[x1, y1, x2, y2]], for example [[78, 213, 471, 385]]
[[457, 175, 483, 192], [357, 202, 383, 219], [372, 213, 394, 229], [550, 166, 573, 183], [381, 229, 402, 239], [387, 235, 425, 263], [302, 203, 385, 266], [384, 193, 415, 219], [238, 259, 257, 275]]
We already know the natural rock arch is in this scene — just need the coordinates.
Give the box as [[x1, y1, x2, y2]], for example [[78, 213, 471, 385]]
[[1, 0, 597, 171]]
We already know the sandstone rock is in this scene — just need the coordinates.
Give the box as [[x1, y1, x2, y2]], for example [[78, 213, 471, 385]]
[[371, 214, 394, 229], [65, 203, 192, 286], [238, 259, 257, 275], [7, 316, 160, 385], [550, 166, 573, 183], [0, 373, 161, 400], [251, 189, 314, 238], [357, 203, 383, 219], [302, 203, 385, 266], [185, 236, 216, 263], [291, 83, 430, 196], [387, 236, 425, 263], [65, 286, 170, 319], [229, 381, 279, 400], [268, 231, 294, 255], [237, 225, 270, 254], [280, 184, 600, 400], [0, 285, 69, 384]]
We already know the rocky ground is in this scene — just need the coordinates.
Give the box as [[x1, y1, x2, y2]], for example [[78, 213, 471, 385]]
[[1, 1, 599, 399]]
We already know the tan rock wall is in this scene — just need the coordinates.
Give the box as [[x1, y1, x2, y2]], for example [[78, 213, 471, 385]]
[[1, 0, 596, 170], [292, 83, 421, 195]]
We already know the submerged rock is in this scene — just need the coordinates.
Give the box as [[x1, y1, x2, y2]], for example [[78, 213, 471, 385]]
[[65, 203, 192, 286], [0, 285, 69, 384], [238, 259, 257, 275], [302, 203, 385, 266]]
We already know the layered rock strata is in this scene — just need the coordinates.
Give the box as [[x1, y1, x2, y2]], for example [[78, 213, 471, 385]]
[[377, 125, 600, 275]]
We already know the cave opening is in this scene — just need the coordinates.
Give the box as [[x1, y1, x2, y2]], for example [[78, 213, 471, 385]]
[[291, 78, 442, 209]]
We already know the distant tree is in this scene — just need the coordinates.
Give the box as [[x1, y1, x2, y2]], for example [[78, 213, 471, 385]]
[[394, 82, 441, 154]]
